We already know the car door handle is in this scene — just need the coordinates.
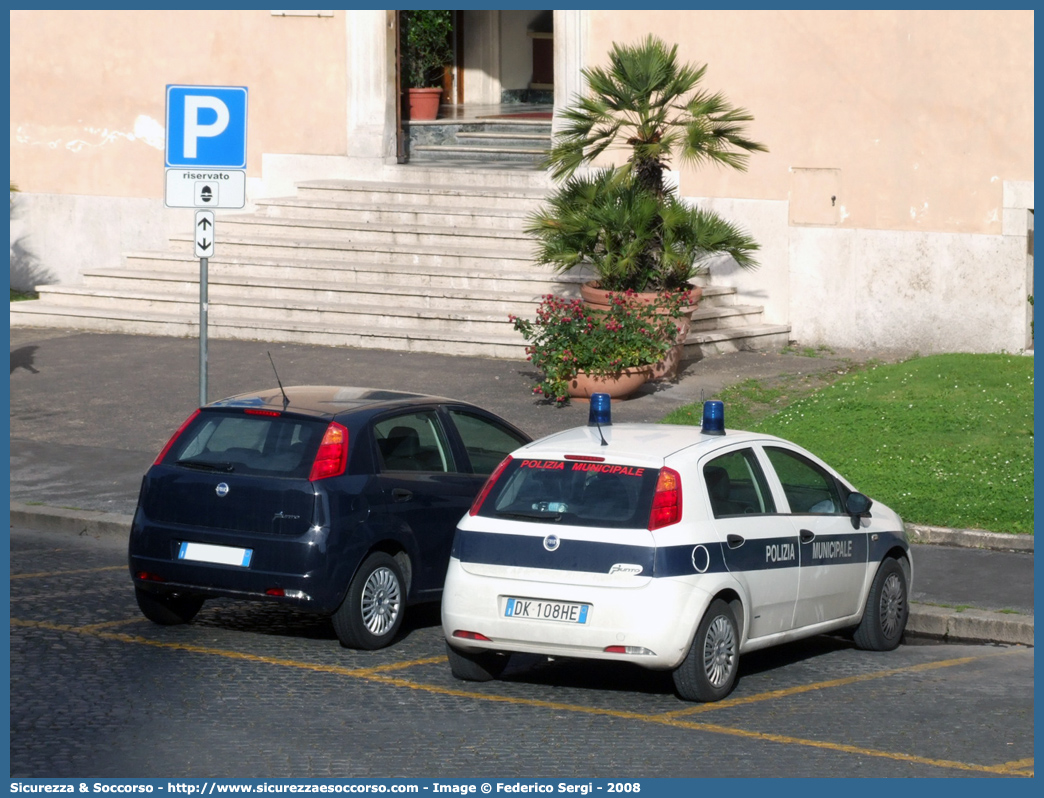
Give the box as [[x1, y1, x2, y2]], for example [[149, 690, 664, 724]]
[[800, 529, 815, 543], [391, 488, 413, 503], [726, 534, 745, 549]]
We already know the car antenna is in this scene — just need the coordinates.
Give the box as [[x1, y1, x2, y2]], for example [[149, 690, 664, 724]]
[[267, 350, 290, 411]]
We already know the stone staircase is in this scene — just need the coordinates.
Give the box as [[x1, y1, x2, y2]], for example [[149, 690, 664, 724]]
[[405, 117, 552, 166], [10, 165, 791, 361]]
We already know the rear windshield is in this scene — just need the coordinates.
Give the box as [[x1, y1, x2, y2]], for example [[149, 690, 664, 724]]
[[477, 458, 660, 529], [162, 410, 328, 479]]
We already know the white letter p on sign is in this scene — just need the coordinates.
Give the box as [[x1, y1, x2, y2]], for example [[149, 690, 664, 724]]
[[183, 96, 230, 159]]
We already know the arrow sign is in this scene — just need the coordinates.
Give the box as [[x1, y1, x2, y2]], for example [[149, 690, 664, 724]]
[[194, 210, 215, 258]]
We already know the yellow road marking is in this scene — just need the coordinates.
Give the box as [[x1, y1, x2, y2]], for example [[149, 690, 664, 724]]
[[76, 618, 149, 633], [12, 619, 447, 680], [650, 717, 1031, 777], [1006, 758, 1034, 768], [12, 565, 125, 580], [10, 617, 1031, 777], [660, 651, 1016, 717], [353, 656, 448, 675], [995, 758, 1034, 776]]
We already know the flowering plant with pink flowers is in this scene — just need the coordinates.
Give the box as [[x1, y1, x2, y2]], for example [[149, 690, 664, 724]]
[[510, 289, 690, 404]]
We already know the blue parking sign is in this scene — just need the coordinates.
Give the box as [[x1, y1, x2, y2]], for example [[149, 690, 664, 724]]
[[166, 85, 248, 169]]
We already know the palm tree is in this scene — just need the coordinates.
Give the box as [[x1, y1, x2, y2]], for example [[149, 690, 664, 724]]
[[547, 35, 768, 196], [528, 168, 759, 292], [529, 36, 767, 293]]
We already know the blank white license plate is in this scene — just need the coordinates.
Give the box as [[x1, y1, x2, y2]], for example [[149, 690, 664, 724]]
[[504, 597, 589, 624], [178, 541, 253, 567]]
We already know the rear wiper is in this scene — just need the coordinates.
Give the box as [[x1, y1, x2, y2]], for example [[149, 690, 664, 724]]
[[177, 459, 235, 472], [498, 510, 563, 523]]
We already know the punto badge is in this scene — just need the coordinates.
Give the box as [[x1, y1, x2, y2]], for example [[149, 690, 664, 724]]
[[543, 534, 560, 552], [215, 482, 230, 497]]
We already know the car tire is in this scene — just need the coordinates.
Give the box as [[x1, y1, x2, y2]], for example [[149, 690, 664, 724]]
[[135, 587, 204, 625], [672, 598, 739, 702], [445, 641, 509, 682], [332, 552, 406, 650], [853, 557, 908, 651]]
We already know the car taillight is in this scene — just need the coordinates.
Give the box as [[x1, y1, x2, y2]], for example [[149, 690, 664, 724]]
[[648, 467, 682, 530], [309, 422, 349, 481], [469, 456, 512, 516], [152, 408, 201, 465], [453, 630, 492, 642]]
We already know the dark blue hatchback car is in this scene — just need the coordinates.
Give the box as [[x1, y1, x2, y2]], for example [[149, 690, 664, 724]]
[[128, 386, 530, 649]]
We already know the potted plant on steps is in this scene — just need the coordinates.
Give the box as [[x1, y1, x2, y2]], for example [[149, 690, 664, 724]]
[[511, 290, 690, 406], [526, 35, 768, 377], [400, 10, 453, 121]]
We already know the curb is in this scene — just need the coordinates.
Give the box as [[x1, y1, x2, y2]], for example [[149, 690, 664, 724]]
[[10, 502, 1034, 648], [10, 502, 131, 542], [908, 603, 1034, 647], [905, 523, 1033, 552]]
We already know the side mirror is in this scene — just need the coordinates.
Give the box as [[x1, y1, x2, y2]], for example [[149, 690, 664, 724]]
[[846, 492, 873, 527]]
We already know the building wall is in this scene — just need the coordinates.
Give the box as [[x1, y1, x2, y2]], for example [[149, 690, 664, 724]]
[[588, 10, 1034, 352], [10, 10, 347, 285]]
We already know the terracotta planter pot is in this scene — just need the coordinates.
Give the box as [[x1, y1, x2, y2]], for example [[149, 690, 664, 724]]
[[406, 87, 442, 121], [579, 281, 701, 380], [567, 368, 650, 402]]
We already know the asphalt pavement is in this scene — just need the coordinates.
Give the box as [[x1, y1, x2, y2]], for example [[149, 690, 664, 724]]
[[8, 327, 1035, 646]]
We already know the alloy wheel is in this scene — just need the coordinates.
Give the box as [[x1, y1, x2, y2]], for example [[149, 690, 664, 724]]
[[361, 566, 402, 636], [879, 572, 905, 639], [702, 614, 737, 688]]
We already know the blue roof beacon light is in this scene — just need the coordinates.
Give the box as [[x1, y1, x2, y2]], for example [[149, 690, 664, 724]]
[[701, 400, 726, 436], [588, 393, 612, 427]]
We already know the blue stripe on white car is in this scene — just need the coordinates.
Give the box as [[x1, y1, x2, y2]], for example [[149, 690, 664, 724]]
[[454, 528, 896, 577]]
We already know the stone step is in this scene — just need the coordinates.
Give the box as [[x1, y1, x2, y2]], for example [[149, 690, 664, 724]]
[[35, 285, 524, 337], [690, 303, 766, 331], [254, 197, 541, 229], [120, 251, 586, 294], [320, 165, 555, 190], [684, 324, 793, 359], [391, 158, 547, 173], [692, 284, 738, 308], [408, 144, 548, 164], [406, 118, 552, 138], [212, 214, 532, 249], [457, 132, 551, 144], [164, 233, 538, 268], [408, 116, 552, 125], [75, 268, 565, 314], [294, 178, 550, 209]]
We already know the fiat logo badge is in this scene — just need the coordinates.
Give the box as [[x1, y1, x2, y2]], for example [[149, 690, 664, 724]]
[[215, 482, 230, 497], [543, 534, 560, 552]]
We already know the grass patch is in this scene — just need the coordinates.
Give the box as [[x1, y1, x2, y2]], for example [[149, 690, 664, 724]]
[[10, 289, 38, 302], [664, 354, 1034, 535], [662, 360, 873, 430], [781, 344, 836, 358]]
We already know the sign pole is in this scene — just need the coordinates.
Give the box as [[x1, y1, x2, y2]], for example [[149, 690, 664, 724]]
[[194, 210, 215, 406], [199, 256, 209, 406]]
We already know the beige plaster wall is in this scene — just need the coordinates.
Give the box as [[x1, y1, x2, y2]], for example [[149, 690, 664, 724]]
[[10, 10, 348, 199], [588, 10, 1033, 237]]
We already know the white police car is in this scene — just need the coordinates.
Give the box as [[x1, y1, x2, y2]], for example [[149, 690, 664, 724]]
[[441, 397, 912, 702]]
